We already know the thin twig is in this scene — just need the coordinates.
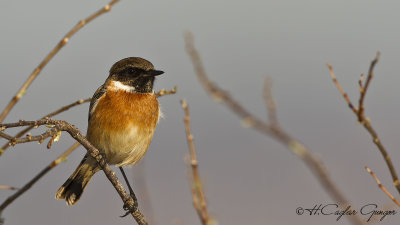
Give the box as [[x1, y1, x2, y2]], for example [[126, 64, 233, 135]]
[[0, 122, 58, 147], [0, 119, 148, 225], [180, 99, 213, 225], [156, 86, 178, 98], [365, 166, 400, 207], [0, 186, 18, 191], [326, 63, 358, 114], [327, 57, 400, 194], [358, 74, 365, 92], [0, 98, 90, 154], [44, 98, 91, 118], [263, 77, 279, 128], [184, 31, 365, 225], [0, 0, 120, 122], [0, 132, 13, 141], [358, 53, 380, 121], [0, 142, 80, 212], [369, 197, 400, 225]]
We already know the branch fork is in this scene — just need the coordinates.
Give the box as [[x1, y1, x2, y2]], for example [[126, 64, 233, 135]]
[[0, 119, 148, 225], [327, 53, 400, 195]]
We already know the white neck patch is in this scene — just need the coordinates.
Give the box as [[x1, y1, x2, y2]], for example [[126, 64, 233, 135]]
[[110, 81, 135, 92]]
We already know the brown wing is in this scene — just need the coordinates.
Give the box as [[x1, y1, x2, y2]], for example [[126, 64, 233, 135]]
[[88, 85, 107, 122]]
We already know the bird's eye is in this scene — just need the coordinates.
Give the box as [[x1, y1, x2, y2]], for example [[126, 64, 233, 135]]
[[128, 67, 137, 74], [125, 67, 140, 77]]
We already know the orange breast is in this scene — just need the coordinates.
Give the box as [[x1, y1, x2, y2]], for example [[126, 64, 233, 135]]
[[91, 90, 159, 130], [86, 89, 159, 166]]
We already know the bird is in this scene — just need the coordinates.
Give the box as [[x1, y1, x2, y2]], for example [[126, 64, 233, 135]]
[[55, 57, 164, 206]]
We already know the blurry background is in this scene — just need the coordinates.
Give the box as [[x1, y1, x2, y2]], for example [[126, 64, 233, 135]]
[[1, 0, 400, 224]]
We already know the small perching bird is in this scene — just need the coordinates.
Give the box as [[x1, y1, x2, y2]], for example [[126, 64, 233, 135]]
[[56, 57, 164, 206]]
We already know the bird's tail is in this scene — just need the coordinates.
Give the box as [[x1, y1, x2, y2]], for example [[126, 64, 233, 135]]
[[55, 154, 100, 205]]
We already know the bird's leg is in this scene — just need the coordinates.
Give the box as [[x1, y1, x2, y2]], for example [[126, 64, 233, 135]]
[[119, 167, 138, 217]]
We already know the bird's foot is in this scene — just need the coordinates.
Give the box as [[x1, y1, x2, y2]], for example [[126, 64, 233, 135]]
[[120, 193, 138, 217]]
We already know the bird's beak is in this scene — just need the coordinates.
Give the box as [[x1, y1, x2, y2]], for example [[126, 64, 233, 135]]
[[145, 70, 164, 77]]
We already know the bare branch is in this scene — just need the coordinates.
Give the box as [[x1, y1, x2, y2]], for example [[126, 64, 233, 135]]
[[0, 98, 89, 154], [180, 99, 214, 225], [185, 31, 365, 225], [0, 0, 120, 122], [0, 119, 148, 225], [184, 32, 289, 140], [0, 121, 59, 146], [365, 166, 400, 207], [327, 55, 400, 194], [0, 142, 80, 212]]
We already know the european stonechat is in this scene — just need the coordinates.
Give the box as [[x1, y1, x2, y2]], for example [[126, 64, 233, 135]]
[[55, 57, 164, 205]]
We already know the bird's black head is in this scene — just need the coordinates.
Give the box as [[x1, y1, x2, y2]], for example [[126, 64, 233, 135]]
[[108, 57, 164, 93]]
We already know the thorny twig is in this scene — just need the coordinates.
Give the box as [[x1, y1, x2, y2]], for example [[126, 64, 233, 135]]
[[327, 54, 400, 195], [180, 99, 214, 225], [0, 119, 148, 225], [0, 0, 120, 122], [184, 31, 365, 225]]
